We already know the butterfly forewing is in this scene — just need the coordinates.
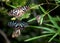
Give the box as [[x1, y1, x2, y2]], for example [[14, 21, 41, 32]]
[[8, 6, 30, 18]]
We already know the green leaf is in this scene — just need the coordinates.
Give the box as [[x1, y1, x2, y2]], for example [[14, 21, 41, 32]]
[[55, 0, 60, 3], [44, 23, 56, 28], [48, 32, 59, 42], [24, 34, 53, 42], [39, 5, 46, 14], [19, 12, 30, 20], [27, 17, 36, 22], [30, 4, 39, 9], [56, 16, 60, 21], [29, 26, 56, 33], [48, 14, 60, 30], [42, 31, 55, 34], [6, 0, 28, 8]]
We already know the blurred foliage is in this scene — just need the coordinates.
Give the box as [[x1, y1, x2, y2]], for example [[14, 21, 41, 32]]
[[0, 0, 60, 43]]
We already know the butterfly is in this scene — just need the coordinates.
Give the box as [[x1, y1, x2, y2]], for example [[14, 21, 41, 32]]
[[8, 6, 30, 18], [8, 20, 29, 38]]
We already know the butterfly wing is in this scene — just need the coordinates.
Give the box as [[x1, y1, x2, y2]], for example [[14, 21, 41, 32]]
[[12, 28, 21, 38], [8, 6, 30, 18]]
